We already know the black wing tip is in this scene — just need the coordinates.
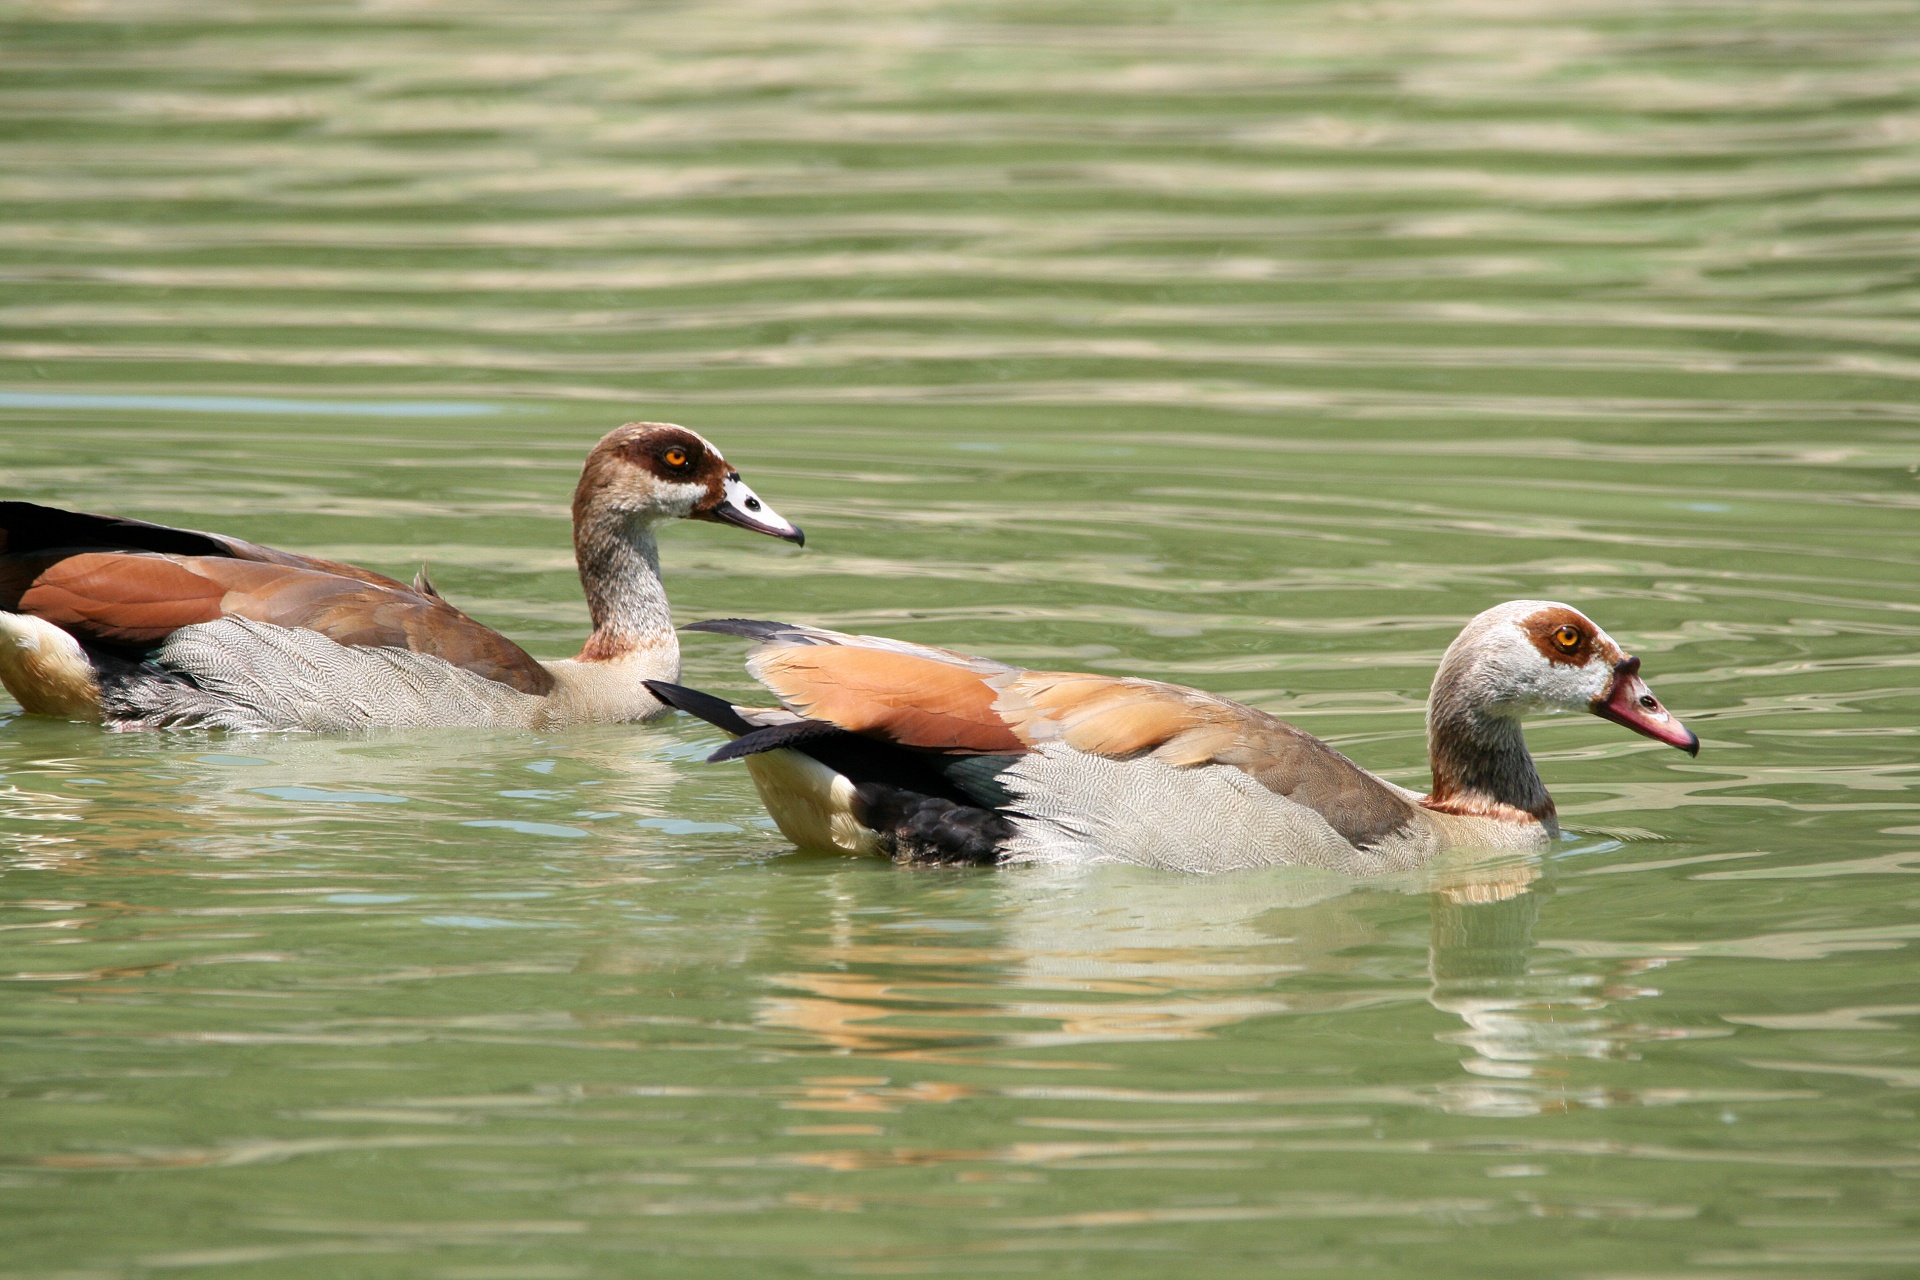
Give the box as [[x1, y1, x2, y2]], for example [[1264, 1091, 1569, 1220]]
[[681, 618, 802, 641], [0, 500, 230, 559], [0, 499, 89, 520], [0, 500, 62, 520]]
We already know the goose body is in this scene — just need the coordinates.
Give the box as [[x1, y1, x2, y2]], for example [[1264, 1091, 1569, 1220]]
[[0, 423, 801, 731], [649, 602, 1698, 874]]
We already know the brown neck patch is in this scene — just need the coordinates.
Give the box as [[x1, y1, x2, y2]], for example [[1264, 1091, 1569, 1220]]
[[577, 629, 640, 662], [1421, 781, 1554, 825]]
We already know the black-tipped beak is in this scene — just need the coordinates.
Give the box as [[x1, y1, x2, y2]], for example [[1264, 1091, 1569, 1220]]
[[1592, 654, 1699, 755], [699, 474, 803, 545]]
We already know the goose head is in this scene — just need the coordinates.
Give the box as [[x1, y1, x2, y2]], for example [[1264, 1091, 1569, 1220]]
[[573, 422, 803, 545], [1431, 600, 1697, 754]]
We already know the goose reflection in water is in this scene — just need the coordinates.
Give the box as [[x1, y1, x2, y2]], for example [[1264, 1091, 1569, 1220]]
[[0, 720, 712, 874], [751, 853, 1683, 1117], [1425, 859, 1689, 1115]]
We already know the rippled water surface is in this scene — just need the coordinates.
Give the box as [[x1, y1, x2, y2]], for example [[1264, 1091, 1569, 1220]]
[[4, 1, 1920, 1275]]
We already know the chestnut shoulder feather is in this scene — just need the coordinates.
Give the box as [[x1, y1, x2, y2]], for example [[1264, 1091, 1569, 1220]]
[[690, 619, 1023, 754], [751, 645, 1022, 753]]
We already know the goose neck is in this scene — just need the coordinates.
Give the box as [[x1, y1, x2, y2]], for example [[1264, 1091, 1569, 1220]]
[[573, 513, 676, 665], [1423, 667, 1554, 825]]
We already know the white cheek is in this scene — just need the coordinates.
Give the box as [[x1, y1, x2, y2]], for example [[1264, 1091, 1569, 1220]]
[[655, 479, 707, 517], [1534, 660, 1609, 709]]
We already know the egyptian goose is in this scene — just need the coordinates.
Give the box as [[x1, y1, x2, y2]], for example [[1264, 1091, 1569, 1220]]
[[0, 422, 801, 731], [646, 601, 1698, 874]]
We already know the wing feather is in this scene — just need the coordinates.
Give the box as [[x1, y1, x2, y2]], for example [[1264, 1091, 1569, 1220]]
[[995, 671, 1420, 849], [15, 551, 554, 695], [749, 646, 1022, 753], [18, 553, 226, 642]]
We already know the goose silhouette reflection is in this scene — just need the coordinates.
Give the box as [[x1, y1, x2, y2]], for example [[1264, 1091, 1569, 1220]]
[[745, 853, 1678, 1117]]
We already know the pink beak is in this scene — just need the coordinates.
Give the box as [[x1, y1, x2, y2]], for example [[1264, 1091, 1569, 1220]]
[[1592, 656, 1698, 755]]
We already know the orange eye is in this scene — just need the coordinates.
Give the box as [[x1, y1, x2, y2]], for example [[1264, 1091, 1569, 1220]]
[[1553, 624, 1581, 651], [663, 447, 688, 468]]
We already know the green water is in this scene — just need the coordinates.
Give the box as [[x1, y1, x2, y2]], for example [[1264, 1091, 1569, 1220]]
[[3, 1, 1919, 1275]]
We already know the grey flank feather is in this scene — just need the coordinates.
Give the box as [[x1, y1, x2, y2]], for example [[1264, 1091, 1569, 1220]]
[[101, 617, 542, 731], [998, 746, 1436, 876]]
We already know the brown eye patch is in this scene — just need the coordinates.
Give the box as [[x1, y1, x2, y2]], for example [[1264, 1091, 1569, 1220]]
[[1525, 607, 1594, 666], [616, 426, 710, 478], [652, 437, 705, 473]]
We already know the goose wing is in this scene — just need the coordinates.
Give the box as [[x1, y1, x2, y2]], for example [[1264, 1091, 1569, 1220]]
[[994, 672, 1421, 850], [0, 502, 554, 696]]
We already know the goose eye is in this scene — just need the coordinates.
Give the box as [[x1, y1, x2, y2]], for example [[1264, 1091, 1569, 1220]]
[[662, 447, 689, 469], [1553, 624, 1581, 651]]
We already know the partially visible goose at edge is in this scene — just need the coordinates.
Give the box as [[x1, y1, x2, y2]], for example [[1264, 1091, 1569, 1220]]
[[646, 601, 1699, 875], [0, 422, 802, 731]]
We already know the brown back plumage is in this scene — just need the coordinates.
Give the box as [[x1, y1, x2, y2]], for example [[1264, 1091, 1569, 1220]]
[[0, 503, 554, 696]]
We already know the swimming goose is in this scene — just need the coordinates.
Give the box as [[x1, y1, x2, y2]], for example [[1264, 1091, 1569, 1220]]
[[646, 601, 1698, 874], [0, 422, 802, 731]]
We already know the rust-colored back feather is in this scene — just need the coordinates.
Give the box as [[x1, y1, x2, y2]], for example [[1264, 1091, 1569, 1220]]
[[20, 553, 227, 643], [997, 674, 1211, 758]]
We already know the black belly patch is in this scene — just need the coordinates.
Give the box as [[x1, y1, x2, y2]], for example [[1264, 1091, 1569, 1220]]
[[851, 783, 1015, 865]]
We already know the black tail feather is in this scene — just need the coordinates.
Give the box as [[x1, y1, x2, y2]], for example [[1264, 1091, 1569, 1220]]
[[709, 718, 852, 764], [643, 680, 758, 737]]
